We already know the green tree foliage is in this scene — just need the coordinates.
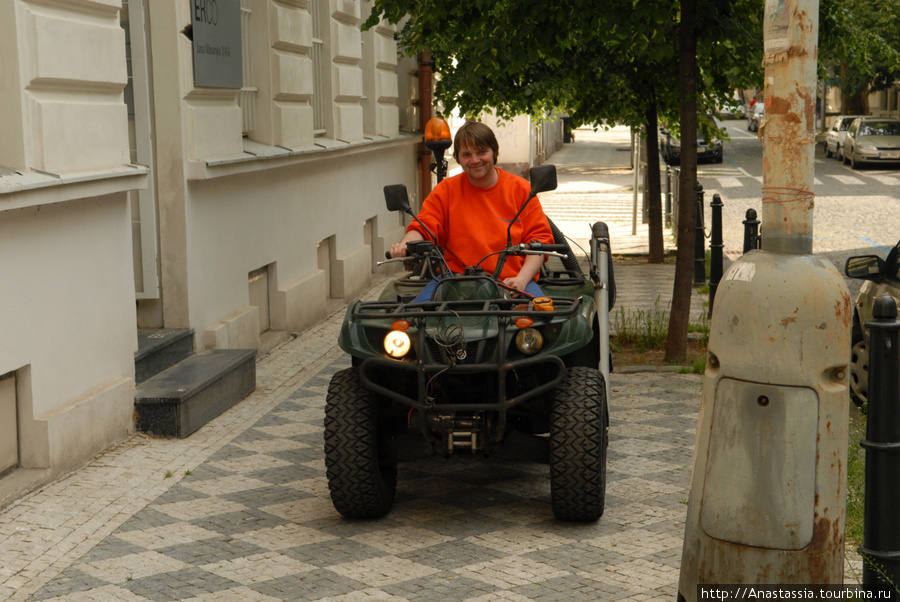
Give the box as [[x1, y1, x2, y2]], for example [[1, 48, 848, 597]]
[[366, 0, 762, 132], [820, 0, 900, 113], [365, 0, 762, 359]]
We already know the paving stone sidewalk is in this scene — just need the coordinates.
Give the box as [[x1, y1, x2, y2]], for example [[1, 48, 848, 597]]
[[0, 265, 704, 602]]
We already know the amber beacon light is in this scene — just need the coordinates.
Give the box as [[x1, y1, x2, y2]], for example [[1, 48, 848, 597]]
[[424, 117, 451, 146], [424, 116, 452, 183]]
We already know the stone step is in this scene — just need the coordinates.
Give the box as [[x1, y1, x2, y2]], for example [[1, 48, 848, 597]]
[[135, 329, 194, 384], [134, 349, 256, 438]]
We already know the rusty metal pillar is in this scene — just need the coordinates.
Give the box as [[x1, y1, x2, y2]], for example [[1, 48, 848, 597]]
[[759, 0, 817, 254], [677, 1, 851, 598]]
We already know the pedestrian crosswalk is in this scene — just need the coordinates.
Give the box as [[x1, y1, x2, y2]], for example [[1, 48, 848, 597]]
[[869, 174, 900, 186], [830, 174, 867, 185], [694, 166, 900, 192], [716, 176, 743, 188], [541, 191, 639, 223]]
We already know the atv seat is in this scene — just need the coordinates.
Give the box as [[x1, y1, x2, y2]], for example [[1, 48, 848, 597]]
[[538, 269, 585, 288]]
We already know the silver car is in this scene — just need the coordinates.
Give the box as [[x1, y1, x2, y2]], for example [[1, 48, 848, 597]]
[[842, 117, 900, 169], [823, 115, 860, 160], [845, 241, 900, 407]]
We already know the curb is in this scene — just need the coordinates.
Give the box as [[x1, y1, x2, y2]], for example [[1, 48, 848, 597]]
[[617, 364, 700, 374]]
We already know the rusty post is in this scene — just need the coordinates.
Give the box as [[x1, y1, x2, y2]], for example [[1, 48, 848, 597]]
[[678, 1, 850, 597], [759, 0, 818, 254], [860, 295, 900, 590]]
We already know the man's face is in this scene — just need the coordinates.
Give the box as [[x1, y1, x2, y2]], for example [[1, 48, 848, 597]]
[[457, 143, 496, 187]]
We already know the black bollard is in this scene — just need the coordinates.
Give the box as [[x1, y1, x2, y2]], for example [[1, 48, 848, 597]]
[[708, 194, 723, 317], [743, 208, 760, 254], [860, 294, 900, 591], [694, 183, 706, 285]]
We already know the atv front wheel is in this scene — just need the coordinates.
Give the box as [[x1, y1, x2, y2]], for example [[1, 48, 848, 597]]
[[550, 366, 608, 521], [324, 367, 397, 518]]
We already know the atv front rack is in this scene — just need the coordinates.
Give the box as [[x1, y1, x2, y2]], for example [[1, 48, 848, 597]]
[[353, 295, 583, 320]]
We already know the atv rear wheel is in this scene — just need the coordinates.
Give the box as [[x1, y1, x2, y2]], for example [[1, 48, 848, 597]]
[[550, 366, 608, 521], [324, 367, 397, 518]]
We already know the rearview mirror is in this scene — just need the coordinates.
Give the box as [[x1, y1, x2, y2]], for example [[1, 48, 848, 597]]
[[528, 164, 557, 195], [384, 184, 412, 214], [845, 255, 885, 280]]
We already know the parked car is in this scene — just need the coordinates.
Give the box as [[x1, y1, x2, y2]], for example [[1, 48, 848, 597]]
[[823, 115, 860, 160], [844, 240, 900, 407], [716, 100, 744, 120], [660, 126, 723, 165], [747, 102, 764, 132], [842, 117, 900, 169]]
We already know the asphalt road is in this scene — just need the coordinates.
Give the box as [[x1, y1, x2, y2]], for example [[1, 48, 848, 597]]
[[693, 117, 900, 300]]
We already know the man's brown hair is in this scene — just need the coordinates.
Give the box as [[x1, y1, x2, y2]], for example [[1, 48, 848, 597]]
[[453, 122, 499, 163]]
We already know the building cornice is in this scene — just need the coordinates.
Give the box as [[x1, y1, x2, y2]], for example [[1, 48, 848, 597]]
[[184, 133, 422, 180], [0, 164, 149, 212]]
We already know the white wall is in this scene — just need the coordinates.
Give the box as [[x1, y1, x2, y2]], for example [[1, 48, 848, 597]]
[[185, 145, 416, 350], [0, 193, 137, 471], [0, 0, 140, 484], [142, 0, 419, 349]]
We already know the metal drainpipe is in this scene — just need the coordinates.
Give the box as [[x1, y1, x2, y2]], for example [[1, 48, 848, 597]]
[[418, 51, 434, 207]]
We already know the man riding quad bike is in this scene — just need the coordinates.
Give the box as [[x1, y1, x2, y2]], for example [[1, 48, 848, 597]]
[[324, 163, 615, 522]]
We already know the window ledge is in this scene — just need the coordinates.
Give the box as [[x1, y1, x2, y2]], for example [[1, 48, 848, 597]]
[[185, 133, 422, 180], [0, 164, 149, 212]]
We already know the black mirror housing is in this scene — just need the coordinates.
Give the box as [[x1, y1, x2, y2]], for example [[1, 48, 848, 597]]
[[384, 184, 412, 214], [845, 255, 885, 280], [528, 164, 557, 195]]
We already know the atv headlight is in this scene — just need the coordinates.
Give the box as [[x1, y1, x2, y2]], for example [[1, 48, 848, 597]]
[[515, 328, 544, 355], [384, 330, 411, 358]]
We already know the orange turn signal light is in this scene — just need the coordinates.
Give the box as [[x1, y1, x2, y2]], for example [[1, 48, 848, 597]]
[[532, 297, 554, 311], [515, 317, 534, 328], [391, 320, 411, 331], [424, 117, 451, 142]]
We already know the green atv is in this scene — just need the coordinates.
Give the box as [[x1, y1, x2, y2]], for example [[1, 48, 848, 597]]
[[324, 165, 615, 522]]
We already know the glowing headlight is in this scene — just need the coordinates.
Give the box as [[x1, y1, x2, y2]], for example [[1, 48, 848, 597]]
[[384, 330, 411, 358], [515, 328, 544, 355]]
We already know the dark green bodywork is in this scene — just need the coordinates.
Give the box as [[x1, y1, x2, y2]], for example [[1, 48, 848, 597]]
[[338, 274, 597, 369]]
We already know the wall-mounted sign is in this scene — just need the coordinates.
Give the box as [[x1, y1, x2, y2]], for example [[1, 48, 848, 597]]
[[191, 0, 242, 88]]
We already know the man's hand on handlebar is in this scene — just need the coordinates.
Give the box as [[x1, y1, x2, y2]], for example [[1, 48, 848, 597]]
[[389, 231, 426, 259], [388, 242, 408, 259]]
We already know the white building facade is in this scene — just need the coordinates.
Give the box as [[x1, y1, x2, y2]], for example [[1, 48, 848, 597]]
[[0, 0, 420, 501]]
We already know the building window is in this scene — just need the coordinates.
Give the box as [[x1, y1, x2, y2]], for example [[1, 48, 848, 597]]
[[311, 0, 326, 136], [239, 0, 257, 136]]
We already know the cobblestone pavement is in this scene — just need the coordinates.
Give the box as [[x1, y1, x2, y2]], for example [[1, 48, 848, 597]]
[[0, 128, 866, 601], [2, 265, 703, 601]]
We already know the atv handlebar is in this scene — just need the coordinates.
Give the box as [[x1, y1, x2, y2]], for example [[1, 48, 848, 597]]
[[384, 241, 567, 261], [512, 242, 569, 254]]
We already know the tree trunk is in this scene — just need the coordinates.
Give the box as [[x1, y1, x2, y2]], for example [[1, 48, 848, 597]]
[[665, 0, 698, 363], [645, 102, 665, 264]]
